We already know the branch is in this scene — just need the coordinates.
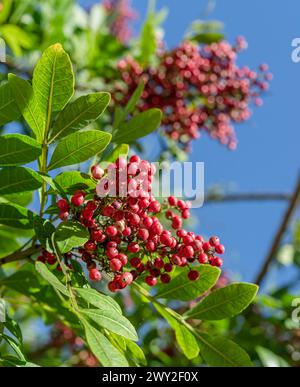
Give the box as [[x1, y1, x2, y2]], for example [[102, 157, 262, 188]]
[[205, 192, 291, 204], [0, 246, 40, 266], [254, 174, 300, 286]]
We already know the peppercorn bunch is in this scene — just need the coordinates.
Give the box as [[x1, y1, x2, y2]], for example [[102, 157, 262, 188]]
[[114, 38, 272, 151], [42, 156, 225, 292], [103, 0, 137, 44]]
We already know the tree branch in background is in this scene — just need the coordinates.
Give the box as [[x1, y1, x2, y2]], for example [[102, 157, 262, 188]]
[[0, 246, 40, 266], [205, 192, 291, 204], [254, 174, 300, 286]]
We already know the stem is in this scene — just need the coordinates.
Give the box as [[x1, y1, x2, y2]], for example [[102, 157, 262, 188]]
[[254, 174, 300, 286], [51, 234, 79, 311], [205, 192, 291, 204], [0, 246, 41, 266]]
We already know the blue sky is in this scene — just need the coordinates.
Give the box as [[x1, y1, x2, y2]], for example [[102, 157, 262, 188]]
[[85, 0, 300, 286], [132, 0, 300, 286]]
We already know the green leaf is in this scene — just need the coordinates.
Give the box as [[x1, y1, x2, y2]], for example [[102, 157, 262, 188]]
[[35, 261, 69, 296], [54, 221, 89, 254], [197, 333, 252, 367], [0, 203, 35, 229], [75, 287, 122, 315], [154, 303, 199, 360], [124, 81, 145, 116], [125, 339, 147, 366], [0, 134, 42, 166], [8, 74, 45, 143], [103, 144, 129, 163], [256, 346, 290, 367], [0, 24, 33, 56], [113, 109, 162, 144], [1, 334, 26, 361], [48, 130, 111, 170], [32, 43, 74, 128], [0, 167, 43, 195], [4, 316, 23, 344], [191, 32, 224, 44], [0, 270, 40, 296], [33, 217, 55, 251], [50, 92, 111, 142], [155, 265, 220, 301], [80, 308, 138, 341], [0, 82, 21, 126], [82, 320, 128, 367], [0, 230, 19, 258], [0, 191, 33, 207], [53, 171, 96, 195], [184, 283, 258, 321], [0, 299, 6, 323], [138, 12, 157, 67]]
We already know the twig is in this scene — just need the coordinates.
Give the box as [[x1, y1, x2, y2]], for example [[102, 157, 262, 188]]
[[254, 174, 300, 286], [205, 192, 291, 204], [0, 246, 40, 266]]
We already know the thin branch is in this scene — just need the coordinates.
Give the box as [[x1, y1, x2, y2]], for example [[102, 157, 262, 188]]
[[0, 246, 40, 266], [254, 174, 300, 286], [205, 192, 291, 204]]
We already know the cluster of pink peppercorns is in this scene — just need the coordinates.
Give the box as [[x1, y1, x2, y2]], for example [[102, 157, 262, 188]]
[[51, 155, 225, 292], [103, 0, 137, 44], [114, 38, 272, 151]]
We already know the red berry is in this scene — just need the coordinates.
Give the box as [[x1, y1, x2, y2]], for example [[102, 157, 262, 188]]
[[198, 253, 209, 264], [182, 245, 194, 259], [172, 215, 182, 229], [154, 258, 164, 269], [202, 242, 211, 252], [168, 196, 178, 206], [188, 270, 199, 281], [71, 192, 85, 206], [102, 206, 114, 217], [106, 226, 118, 237], [130, 257, 141, 268], [209, 236, 220, 246], [82, 209, 94, 220], [160, 273, 171, 284], [84, 241, 97, 251], [91, 165, 104, 180], [116, 253, 128, 266], [106, 247, 119, 259], [145, 275, 157, 287], [182, 209, 190, 219], [91, 230, 104, 242], [148, 200, 161, 213], [137, 228, 149, 241], [110, 258, 123, 272], [215, 244, 225, 254], [89, 269, 102, 281], [127, 242, 140, 253], [177, 200, 186, 210], [211, 257, 223, 267], [130, 155, 140, 163], [122, 227, 132, 237], [120, 272, 133, 285], [164, 263, 173, 272], [59, 211, 69, 220], [108, 281, 118, 292], [57, 199, 70, 212]]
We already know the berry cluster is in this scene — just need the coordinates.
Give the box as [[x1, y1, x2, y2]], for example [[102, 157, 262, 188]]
[[51, 155, 225, 292], [114, 38, 272, 151], [52, 322, 98, 367], [103, 0, 137, 44]]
